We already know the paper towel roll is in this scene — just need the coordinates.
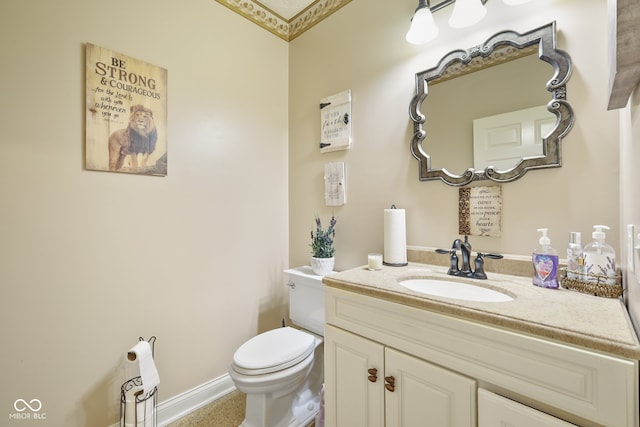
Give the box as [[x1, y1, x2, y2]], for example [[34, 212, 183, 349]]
[[384, 207, 408, 266], [127, 341, 160, 396]]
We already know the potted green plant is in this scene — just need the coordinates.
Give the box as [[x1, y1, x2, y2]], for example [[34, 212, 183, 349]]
[[310, 215, 336, 275]]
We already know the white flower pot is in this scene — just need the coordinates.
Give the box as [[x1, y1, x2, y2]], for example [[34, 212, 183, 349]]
[[311, 256, 335, 276]]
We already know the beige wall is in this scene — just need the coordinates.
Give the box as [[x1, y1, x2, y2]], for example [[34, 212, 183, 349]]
[[0, 0, 288, 425], [289, 0, 621, 271]]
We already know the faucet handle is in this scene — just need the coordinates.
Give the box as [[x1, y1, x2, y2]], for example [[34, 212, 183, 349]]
[[472, 253, 488, 279], [471, 252, 503, 279], [435, 248, 460, 276]]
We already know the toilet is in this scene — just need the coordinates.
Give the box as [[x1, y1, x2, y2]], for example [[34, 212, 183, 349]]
[[229, 266, 328, 427]]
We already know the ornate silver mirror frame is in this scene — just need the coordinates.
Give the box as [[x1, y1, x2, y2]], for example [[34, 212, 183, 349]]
[[409, 22, 574, 186]]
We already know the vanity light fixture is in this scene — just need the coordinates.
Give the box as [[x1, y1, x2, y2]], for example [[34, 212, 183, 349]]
[[449, 0, 487, 28], [406, 0, 534, 45], [406, 0, 440, 45]]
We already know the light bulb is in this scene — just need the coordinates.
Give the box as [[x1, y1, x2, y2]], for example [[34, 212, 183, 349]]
[[448, 0, 487, 28], [406, 7, 439, 45]]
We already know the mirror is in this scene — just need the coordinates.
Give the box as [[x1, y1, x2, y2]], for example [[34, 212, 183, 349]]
[[409, 22, 574, 186]]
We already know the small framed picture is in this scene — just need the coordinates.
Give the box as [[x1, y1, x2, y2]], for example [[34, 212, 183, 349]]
[[319, 90, 351, 153]]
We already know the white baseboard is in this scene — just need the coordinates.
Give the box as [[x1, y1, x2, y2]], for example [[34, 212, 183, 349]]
[[110, 374, 236, 427]]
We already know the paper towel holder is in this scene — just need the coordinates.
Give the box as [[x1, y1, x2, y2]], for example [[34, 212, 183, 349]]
[[120, 336, 158, 427]]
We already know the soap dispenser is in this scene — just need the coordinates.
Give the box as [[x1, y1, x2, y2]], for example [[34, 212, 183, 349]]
[[532, 228, 559, 288], [583, 225, 617, 285]]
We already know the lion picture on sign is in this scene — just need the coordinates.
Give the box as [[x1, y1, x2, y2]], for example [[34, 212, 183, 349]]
[[85, 43, 168, 176]]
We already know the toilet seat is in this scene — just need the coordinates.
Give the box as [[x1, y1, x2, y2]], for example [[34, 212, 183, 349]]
[[233, 327, 316, 375]]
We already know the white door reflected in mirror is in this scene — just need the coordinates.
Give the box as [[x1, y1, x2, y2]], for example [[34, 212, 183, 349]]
[[473, 105, 556, 171]]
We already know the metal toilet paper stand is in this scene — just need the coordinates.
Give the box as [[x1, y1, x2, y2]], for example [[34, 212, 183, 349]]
[[120, 336, 157, 427]]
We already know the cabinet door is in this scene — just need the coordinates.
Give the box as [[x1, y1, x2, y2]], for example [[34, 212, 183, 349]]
[[478, 389, 577, 427], [324, 324, 385, 427], [385, 347, 476, 427]]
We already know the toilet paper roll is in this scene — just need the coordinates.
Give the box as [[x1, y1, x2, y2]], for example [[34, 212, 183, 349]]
[[384, 207, 408, 266], [127, 341, 160, 396], [136, 396, 155, 427], [123, 385, 143, 427]]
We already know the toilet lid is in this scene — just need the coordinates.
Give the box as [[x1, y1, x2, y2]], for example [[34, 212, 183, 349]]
[[233, 327, 316, 375]]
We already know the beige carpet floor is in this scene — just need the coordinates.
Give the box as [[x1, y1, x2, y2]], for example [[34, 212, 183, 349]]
[[165, 390, 316, 427], [166, 391, 246, 427]]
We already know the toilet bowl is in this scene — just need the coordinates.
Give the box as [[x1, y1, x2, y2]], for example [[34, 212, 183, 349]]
[[229, 328, 323, 427], [228, 266, 329, 427]]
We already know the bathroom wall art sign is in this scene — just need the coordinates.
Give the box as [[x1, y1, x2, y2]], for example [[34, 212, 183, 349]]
[[458, 186, 502, 237], [319, 90, 351, 153], [85, 43, 168, 176], [324, 161, 346, 206]]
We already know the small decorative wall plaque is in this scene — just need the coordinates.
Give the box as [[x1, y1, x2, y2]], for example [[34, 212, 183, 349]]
[[459, 186, 502, 237], [85, 43, 168, 176], [324, 161, 346, 206], [319, 90, 351, 153]]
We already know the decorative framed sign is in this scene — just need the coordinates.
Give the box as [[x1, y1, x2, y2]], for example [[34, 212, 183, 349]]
[[85, 43, 168, 176], [324, 161, 346, 206], [319, 90, 351, 153], [459, 186, 503, 237]]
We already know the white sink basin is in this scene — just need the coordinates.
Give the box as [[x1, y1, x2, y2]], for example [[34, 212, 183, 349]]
[[399, 278, 514, 302]]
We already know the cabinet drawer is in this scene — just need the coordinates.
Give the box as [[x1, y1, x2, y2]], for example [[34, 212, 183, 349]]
[[478, 389, 576, 426], [326, 287, 638, 427]]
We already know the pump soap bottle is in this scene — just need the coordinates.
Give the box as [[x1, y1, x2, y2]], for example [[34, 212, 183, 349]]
[[583, 225, 617, 285], [532, 228, 559, 288]]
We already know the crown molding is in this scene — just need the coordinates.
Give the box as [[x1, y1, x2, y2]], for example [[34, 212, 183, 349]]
[[215, 0, 352, 41]]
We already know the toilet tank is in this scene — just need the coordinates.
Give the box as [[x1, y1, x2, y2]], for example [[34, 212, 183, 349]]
[[286, 266, 331, 336]]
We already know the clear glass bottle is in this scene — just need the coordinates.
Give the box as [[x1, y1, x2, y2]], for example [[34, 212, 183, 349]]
[[583, 225, 617, 285], [566, 231, 583, 280]]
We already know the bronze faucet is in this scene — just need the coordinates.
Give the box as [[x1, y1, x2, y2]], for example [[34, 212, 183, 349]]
[[436, 235, 503, 280]]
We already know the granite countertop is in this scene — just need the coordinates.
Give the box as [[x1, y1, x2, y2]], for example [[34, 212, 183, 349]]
[[323, 263, 640, 359]]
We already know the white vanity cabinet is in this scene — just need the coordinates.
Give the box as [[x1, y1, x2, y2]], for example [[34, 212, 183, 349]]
[[324, 324, 476, 427], [323, 285, 639, 427]]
